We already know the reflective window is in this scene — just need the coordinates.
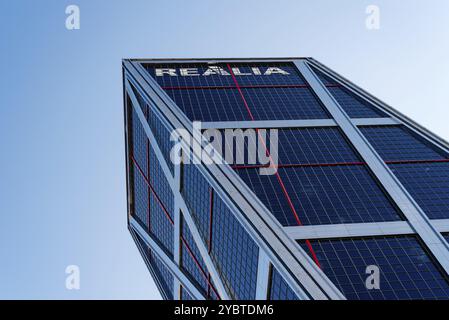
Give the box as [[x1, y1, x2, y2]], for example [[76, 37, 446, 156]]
[[299, 236, 449, 300], [269, 268, 299, 300], [146, 62, 330, 122], [211, 193, 259, 299], [312, 67, 387, 118], [149, 189, 174, 257], [133, 166, 149, 228], [149, 145, 174, 220], [133, 230, 174, 300], [237, 165, 402, 226], [275, 128, 359, 165], [361, 126, 448, 161], [181, 217, 209, 296], [131, 109, 148, 177], [390, 162, 449, 219], [149, 250, 174, 300], [182, 164, 212, 245]]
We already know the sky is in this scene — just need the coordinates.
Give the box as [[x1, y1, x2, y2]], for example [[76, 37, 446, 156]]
[[0, 0, 448, 299]]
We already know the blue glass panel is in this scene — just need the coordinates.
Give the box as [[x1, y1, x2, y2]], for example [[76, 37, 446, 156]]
[[211, 195, 259, 299], [299, 236, 449, 300], [147, 62, 329, 122], [241, 87, 330, 120], [181, 217, 208, 295], [237, 166, 402, 226], [390, 162, 449, 219], [311, 66, 339, 86], [148, 110, 174, 174], [269, 268, 299, 300], [276, 128, 359, 165], [312, 67, 386, 118], [132, 231, 174, 300], [361, 126, 448, 161], [149, 189, 174, 257], [165, 87, 329, 122], [218, 127, 359, 167], [132, 164, 149, 228], [182, 164, 211, 245], [131, 84, 149, 118], [149, 250, 174, 300], [149, 144, 174, 220], [327, 86, 387, 118], [165, 88, 249, 122], [131, 109, 148, 177]]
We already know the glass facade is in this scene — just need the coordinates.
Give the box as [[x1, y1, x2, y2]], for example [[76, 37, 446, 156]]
[[237, 165, 402, 226], [269, 268, 299, 300], [299, 236, 449, 300], [125, 58, 449, 300]]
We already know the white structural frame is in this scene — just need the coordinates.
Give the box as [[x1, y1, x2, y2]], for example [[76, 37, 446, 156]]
[[297, 60, 449, 274], [123, 57, 449, 300]]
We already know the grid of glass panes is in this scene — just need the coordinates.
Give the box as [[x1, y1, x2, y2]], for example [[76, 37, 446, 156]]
[[149, 250, 174, 300], [231, 127, 401, 226], [129, 91, 175, 257], [181, 163, 259, 299], [182, 163, 212, 245], [211, 193, 259, 299], [269, 268, 299, 300], [390, 162, 449, 220], [145, 63, 331, 122], [299, 236, 449, 300], [237, 165, 402, 226], [311, 67, 387, 118], [360, 125, 448, 162], [132, 229, 174, 300], [180, 217, 209, 295], [134, 60, 449, 302]]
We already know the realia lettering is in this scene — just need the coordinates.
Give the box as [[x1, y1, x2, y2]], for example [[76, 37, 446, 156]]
[[155, 67, 290, 76]]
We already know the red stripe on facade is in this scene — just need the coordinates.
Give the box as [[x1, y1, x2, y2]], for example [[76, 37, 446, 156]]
[[231, 159, 449, 170], [131, 157, 220, 299], [180, 236, 221, 299], [232, 162, 366, 170], [226, 64, 322, 268], [161, 84, 311, 90], [132, 156, 174, 225], [227, 64, 256, 121], [161, 84, 340, 90], [385, 159, 449, 165], [133, 155, 221, 299]]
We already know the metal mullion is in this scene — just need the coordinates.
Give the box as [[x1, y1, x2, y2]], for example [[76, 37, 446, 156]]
[[296, 60, 449, 275], [130, 217, 206, 300], [124, 60, 345, 300], [173, 161, 182, 299], [126, 75, 231, 299], [307, 58, 449, 155]]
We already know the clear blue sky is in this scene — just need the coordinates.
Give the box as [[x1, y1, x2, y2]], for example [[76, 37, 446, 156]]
[[0, 0, 448, 299]]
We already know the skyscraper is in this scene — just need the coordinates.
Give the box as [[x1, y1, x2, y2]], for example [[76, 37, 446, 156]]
[[123, 58, 449, 300]]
